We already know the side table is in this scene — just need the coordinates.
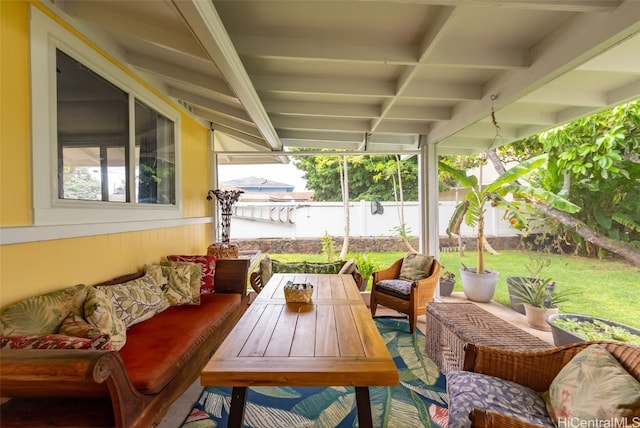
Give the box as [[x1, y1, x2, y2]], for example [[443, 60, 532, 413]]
[[425, 302, 552, 374]]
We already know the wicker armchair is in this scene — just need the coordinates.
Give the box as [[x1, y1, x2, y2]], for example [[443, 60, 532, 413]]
[[461, 341, 640, 427], [369, 257, 440, 333]]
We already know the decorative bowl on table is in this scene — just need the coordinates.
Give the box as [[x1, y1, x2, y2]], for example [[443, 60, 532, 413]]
[[284, 281, 313, 303]]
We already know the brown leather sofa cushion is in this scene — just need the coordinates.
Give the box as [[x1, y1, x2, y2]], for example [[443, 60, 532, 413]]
[[118, 293, 241, 394]]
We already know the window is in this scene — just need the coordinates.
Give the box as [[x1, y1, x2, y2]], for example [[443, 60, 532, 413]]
[[56, 50, 175, 205], [31, 7, 181, 226]]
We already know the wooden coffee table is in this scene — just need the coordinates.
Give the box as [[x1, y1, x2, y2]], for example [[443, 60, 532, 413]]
[[201, 273, 399, 428]]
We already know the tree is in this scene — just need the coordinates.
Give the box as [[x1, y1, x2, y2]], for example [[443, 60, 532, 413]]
[[484, 101, 640, 265], [339, 155, 350, 258], [292, 153, 418, 201], [62, 167, 101, 200], [538, 101, 640, 259], [374, 155, 417, 252]]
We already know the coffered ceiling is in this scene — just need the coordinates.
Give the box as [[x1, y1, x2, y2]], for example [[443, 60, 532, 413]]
[[53, 0, 640, 163]]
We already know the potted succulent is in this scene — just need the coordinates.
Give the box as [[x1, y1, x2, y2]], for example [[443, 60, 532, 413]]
[[508, 277, 574, 330], [439, 268, 456, 297], [506, 252, 552, 315], [439, 154, 578, 303]]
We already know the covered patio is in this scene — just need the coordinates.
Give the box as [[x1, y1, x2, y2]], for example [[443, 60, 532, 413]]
[[52, 0, 640, 255]]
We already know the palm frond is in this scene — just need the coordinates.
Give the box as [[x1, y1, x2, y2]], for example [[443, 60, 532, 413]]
[[485, 154, 547, 192]]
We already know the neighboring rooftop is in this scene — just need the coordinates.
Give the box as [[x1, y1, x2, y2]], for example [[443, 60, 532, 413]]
[[220, 177, 295, 193]]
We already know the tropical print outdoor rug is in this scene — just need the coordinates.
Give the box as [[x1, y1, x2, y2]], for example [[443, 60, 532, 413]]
[[181, 316, 449, 427]]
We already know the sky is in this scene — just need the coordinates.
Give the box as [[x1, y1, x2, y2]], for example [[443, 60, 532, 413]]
[[218, 162, 308, 191]]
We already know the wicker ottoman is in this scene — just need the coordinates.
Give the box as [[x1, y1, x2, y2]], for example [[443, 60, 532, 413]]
[[425, 302, 552, 374]]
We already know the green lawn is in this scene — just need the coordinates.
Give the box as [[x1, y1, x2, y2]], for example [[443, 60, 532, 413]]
[[267, 250, 640, 328]]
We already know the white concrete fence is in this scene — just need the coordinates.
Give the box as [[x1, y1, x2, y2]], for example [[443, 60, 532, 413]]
[[226, 200, 516, 240]]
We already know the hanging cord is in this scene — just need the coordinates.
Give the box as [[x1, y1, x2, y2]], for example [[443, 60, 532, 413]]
[[488, 94, 501, 150]]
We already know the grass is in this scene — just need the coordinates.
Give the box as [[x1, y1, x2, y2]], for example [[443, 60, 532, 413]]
[[266, 250, 640, 328]]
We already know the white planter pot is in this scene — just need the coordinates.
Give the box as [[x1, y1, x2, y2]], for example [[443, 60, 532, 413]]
[[459, 268, 499, 303], [524, 304, 559, 331]]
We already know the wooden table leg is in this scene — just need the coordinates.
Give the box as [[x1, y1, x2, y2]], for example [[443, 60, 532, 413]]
[[355, 386, 373, 428], [228, 386, 248, 428]]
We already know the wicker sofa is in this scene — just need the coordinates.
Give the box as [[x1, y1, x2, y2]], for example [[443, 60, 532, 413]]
[[448, 341, 640, 427], [0, 258, 249, 428]]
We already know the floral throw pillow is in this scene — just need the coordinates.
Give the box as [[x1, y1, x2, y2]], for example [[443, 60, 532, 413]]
[[167, 255, 216, 294], [158, 263, 197, 306], [0, 333, 112, 350], [272, 259, 306, 274], [338, 259, 356, 274], [399, 253, 434, 281], [96, 274, 169, 327], [144, 264, 168, 288], [84, 287, 127, 351], [545, 344, 640, 426], [0, 284, 88, 336], [58, 312, 102, 339], [305, 261, 344, 274], [161, 261, 202, 304], [448, 370, 554, 428]]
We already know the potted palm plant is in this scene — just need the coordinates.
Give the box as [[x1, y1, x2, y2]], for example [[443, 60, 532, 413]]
[[439, 154, 579, 303]]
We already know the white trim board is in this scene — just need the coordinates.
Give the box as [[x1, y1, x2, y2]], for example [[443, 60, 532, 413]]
[[0, 217, 212, 245]]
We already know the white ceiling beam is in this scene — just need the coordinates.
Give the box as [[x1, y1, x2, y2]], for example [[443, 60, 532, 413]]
[[455, 124, 519, 140], [436, 136, 496, 150], [281, 139, 363, 150], [386, 106, 451, 121], [233, 36, 417, 65], [253, 75, 395, 97], [331, 0, 620, 13], [262, 100, 380, 118], [272, 116, 370, 132], [493, 108, 557, 125], [126, 52, 236, 100], [375, 6, 456, 131], [368, 134, 420, 146], [60, 1, 206, 59], [403, 82, 483, 101], [556, 105, 604, 125], [427, 0, 640, 144], [170, 0, 282, 150], [374, 121, 431, 134], [426, 45, 529, 69], [278, 129, 364, 143], [520, 90, 607, 107], [212, 126, 272, 152], [168, 88, 252, 124], [192, 107, 262, 139], [607, 78, 640, 106]]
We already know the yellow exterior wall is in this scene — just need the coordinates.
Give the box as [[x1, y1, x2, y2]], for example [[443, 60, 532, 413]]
[[0, 1, 32, 225], [0, 2, 213, 307], [182, 115, 212, 219]]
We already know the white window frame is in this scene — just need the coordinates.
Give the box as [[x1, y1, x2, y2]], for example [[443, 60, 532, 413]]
[[30, 7, 182, 226]]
